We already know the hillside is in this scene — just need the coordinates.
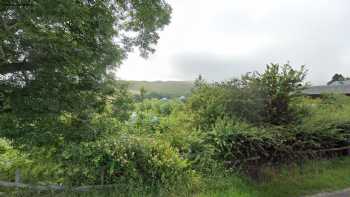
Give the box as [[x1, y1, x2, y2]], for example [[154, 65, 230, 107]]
[[127, 80, 194, 98]]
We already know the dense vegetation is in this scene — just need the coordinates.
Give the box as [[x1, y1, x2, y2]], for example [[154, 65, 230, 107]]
[[1, 1, 350, 196], [2, 61, 350, 196]]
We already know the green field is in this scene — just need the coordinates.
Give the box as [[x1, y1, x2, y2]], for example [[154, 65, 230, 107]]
[[127, 80, 194, 98]]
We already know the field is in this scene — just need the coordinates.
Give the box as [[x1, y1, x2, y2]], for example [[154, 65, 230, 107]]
[[127, 80, 194, 98]]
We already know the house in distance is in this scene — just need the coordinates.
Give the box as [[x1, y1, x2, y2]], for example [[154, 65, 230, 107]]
[[303, 80, 350, 97]]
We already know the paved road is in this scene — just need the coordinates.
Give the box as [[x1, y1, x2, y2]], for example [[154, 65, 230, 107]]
[[307, 188, 350, 197]]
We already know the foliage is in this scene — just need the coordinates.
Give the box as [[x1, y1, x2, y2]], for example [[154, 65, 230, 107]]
[[0, 0, 171, 144], [139, 86, 146, 101], [0, 79, 133, 146], [3, 61, 350, 196], [60, 134, 195, 188], [128, 98, 215, 171], [196, 157, 350, 197], [188, 77, 263, 129], [244, 63, 308, 125], [0, 138, 31, 180], [129, 98, 184, 133], [187, 79, 234, 129], [298, 94, 350, 135], [4, 0, 350, 196], [327, 73, 348, 85], [104, 80, 134, 122], [209, 108, 350, 166], [6, 157, 350, 197], [187, 63, 307, 128], [208, 118, 293, 164]]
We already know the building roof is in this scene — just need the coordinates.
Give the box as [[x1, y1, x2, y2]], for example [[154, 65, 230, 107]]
[[328, 80, 350, 86], [303, 83, 350, 95]]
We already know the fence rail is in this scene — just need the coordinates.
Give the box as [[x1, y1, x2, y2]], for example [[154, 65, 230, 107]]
[[0, 178, 115, 192]]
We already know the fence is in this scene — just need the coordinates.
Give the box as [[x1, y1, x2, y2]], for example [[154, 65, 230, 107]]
[[1, 145, 350, 192], [0, 167, 113, 192]]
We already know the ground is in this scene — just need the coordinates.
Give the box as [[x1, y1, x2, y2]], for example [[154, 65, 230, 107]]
[[308, 188, 350, 197]]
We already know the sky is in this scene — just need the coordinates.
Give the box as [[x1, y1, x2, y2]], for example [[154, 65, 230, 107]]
[[116, 0, 350, 85]]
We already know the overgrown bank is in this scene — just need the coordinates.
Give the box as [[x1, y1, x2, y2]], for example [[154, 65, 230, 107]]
[[2, 64, 350, 196], [3, 157, 350, 196]]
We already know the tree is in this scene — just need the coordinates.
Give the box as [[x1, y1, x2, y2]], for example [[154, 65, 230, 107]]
[[246, 63, 307, 125], [140, 86, 146, 101], [327, 73, 346, 85], [188, 63, 308, 128], [0, 0, 171, 143]]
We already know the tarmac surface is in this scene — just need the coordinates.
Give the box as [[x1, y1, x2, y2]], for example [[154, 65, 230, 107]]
[[307, 188, 350, 197]]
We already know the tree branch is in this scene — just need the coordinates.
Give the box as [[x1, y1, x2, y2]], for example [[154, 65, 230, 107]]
[[0, 62, 34, 75]]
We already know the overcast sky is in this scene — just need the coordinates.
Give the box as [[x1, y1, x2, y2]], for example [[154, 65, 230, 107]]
[[116, 0, 350, 85]]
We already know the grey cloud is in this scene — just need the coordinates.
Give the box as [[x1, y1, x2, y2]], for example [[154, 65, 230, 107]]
[[168, 0, 350, 85], [170, 35, 350, 85], [170, 52, 265, 81], [120, 0, 350, 84]]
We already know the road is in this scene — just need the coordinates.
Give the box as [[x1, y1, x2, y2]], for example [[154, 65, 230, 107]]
[[307, 188, 350, 197]]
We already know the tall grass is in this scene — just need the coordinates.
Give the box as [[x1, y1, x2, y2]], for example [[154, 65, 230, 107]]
[[196, 157, 350, 197], [3, 157, 350, 197]]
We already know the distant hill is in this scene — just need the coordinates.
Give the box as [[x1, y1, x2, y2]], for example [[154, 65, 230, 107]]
[[127, 81, 194, 98]]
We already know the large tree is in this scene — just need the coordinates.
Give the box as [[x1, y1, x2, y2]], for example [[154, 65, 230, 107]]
[[0, 0, 171, 143], [327, 73, 346, 85], [246, 63, 307, 125]]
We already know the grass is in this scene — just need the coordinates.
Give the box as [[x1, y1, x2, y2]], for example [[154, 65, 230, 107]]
[[127, 80, 194, 98], [2, 157, 350, 197], [255, 158, 350, 197], [196, 157, 350, 197]]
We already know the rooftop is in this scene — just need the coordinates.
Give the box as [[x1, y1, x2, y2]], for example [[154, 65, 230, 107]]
[[303, 80, 350, 96]]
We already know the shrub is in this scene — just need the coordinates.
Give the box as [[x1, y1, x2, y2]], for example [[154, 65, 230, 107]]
[[187, 81, 229, 129], [60, 134, 195, 188], [244, 63, 308, 125], [299, 95, 350, 133], [187, 63, 308, 129], [297, 94, 350, 149], [159, 125, 216, 172], [209, 120, 293, 165], [134, 99, 217, 171], [0, 79, 133, 147], [207, 118, 284, 164], [208, 116, 350, 167], [0, 138, 31, 180]]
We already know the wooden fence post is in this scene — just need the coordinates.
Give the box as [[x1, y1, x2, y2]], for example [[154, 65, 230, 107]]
[[15, 169, 21, 184], [100, 166, 105, 185]]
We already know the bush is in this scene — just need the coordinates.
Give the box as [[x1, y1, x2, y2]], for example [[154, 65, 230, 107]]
[[298, 95, 350, 134], [243, 63, 307, 125], [297, 94, 350, 148], [207, 118, 292, 165], [159, 125, 216, 172], [0, 79, 133, 147], [187, 63, 308, 129], [0, 138, 31, 180], [208, 116, 350, 167], [60, 134, 195, 188]]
